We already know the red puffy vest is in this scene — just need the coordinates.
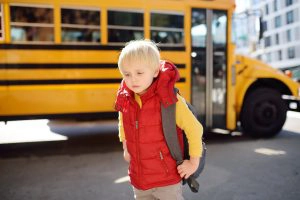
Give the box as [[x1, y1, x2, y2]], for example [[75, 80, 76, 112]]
[[115, 61, 184, 190]]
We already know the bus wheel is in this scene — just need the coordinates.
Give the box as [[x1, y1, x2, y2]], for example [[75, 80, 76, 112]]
[[240, 87, 287, 138]]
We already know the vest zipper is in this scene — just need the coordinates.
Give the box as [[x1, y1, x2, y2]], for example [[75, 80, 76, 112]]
[[135, 103, 141, 185], [159, 151, 169, 174]]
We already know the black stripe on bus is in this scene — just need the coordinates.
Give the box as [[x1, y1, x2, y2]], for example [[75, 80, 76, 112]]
[[0, 44, 122, 50], [0, 63, 186, 69], [0, 63, 118, 69], [1, 79, 122, 85], [176, 64, 185, 69], [0, 112, 118, 121], [0, 78, 186, 86], [0, 44, 185, 51]]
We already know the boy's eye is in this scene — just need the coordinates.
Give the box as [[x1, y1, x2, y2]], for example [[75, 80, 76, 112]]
[[124, 74, 130, 77], [137, 72, 144, 75]]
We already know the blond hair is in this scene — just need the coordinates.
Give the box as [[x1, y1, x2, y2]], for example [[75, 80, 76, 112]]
[[118, 39, 160, 73]]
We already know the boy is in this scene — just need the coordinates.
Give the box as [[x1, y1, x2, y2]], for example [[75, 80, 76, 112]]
[[115, 39, 203, 200]]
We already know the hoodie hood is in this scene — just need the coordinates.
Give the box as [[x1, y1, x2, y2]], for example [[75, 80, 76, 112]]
[[115, 60, 180, 112]]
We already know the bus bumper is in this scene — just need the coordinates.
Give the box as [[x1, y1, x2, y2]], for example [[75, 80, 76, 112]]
[[283, 96, 300, 112]]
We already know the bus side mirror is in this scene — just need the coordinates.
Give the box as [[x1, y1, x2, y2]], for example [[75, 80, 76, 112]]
[[259, 16, 264, 40]]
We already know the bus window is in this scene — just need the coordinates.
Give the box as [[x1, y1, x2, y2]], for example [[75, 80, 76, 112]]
[[212, 13, 227, 46], [151, 11, 184, 46], [191, 10, 206, 48], [191, 9, 207, 124], [61, 8, 100, 43], [0, 4, 4, 40], [212, 10, 227, 128], [108, 10, 143, 43], [10, 5, 54, 43]]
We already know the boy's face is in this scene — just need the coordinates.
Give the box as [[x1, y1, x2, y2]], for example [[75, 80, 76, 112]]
[[121, 61, 159, 95]]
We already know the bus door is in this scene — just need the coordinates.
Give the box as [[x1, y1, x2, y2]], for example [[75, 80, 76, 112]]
[[191, 9, 227, 129]]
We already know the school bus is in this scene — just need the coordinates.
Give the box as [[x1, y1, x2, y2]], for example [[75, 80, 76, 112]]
[[0, 0, 299, 137]]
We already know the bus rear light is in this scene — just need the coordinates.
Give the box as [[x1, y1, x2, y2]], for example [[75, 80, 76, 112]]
[[284, 70, 293, 78]]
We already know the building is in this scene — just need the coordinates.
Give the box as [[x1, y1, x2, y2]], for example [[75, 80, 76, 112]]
[[250, 0, 300, 80]]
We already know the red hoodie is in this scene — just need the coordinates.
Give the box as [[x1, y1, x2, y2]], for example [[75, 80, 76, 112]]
[[115, 61, 184, 190]]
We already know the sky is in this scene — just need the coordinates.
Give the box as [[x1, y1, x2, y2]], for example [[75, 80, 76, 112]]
[[235, 0, 250, 13]]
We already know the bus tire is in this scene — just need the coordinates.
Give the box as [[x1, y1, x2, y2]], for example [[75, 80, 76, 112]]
[[240, 87, 287, 138]]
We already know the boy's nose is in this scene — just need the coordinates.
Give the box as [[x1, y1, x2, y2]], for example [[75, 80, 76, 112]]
[[131, 76, 138, 83]]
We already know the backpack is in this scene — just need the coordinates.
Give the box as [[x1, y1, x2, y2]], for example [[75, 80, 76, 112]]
[[161, 88, 206, 193]]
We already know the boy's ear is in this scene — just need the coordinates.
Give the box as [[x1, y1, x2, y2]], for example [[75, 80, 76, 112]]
[[154, 69, 159, 77]]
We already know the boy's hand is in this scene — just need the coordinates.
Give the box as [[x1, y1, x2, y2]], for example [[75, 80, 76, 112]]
[[123, 148, 130, 162], [177, 157, 200, 179], [122, 141, 130, 162]]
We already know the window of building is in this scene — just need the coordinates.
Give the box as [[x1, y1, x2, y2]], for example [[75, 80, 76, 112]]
[[108, 10, 143, 43], [265, 36, 271, 47], [287, 29, 292, 42], [274, 0, 278, 11], [278, 50, 282, 60], [10, 5, 54, 43], [274, 15, 281, 28], [262, 21, 268, 32], [265, 4, 269, 15], [252, 0, 260, 5], [257, 55, 262, 60], [61, 8, 100, 43], [266, 52, 271, 62], [286, 10, 294, 24], [0, 4, 4, 40], [286, 0, 293, 6], [296, 27, 300, 40], [151, 11, 184, 46], [275, 33, 280, 44], [287, 47, 295, 59]]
